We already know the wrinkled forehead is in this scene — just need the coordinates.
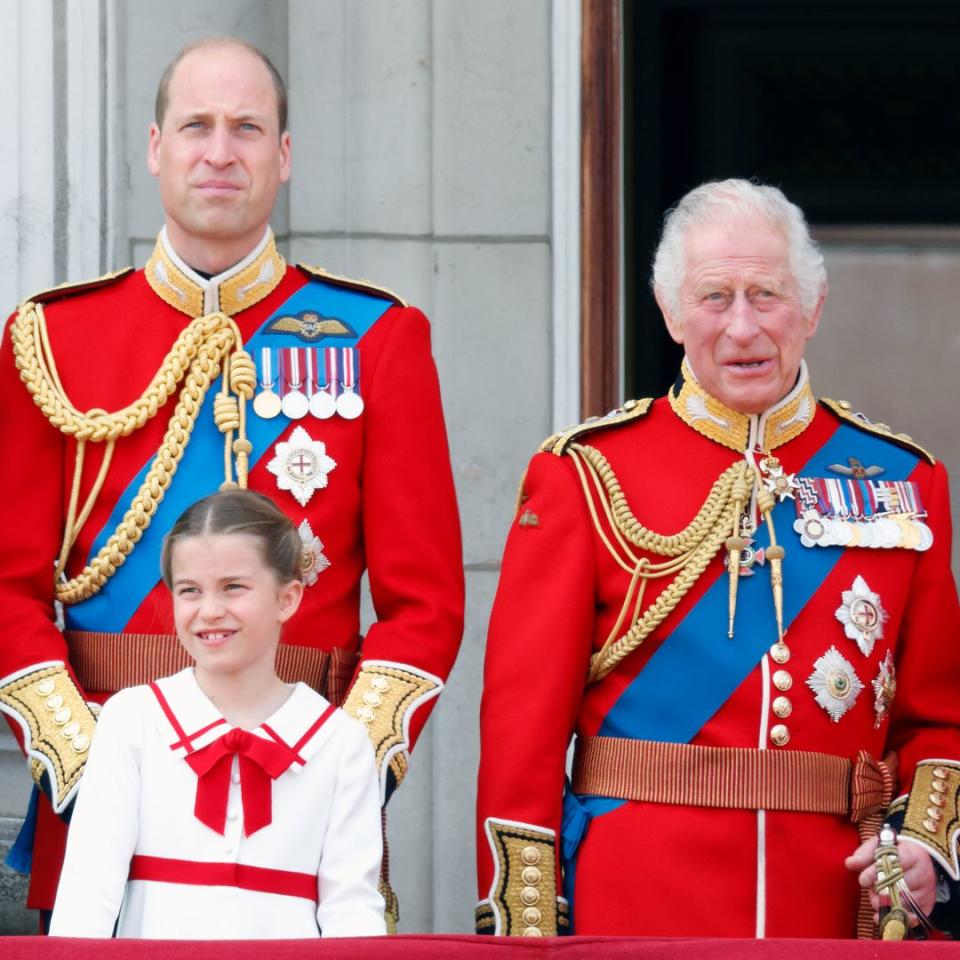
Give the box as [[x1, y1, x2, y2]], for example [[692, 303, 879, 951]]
[[683, 215, 793, 280]]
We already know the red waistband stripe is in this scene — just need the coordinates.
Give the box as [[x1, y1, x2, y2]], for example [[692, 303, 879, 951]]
[[129, 854, 318, 903]]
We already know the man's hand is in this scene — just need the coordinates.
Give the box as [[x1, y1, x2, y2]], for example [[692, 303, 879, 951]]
[[846, 835, 937, 921]]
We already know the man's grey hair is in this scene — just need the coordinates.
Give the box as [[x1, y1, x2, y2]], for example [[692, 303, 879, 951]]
[[651, 179, 827, 316]]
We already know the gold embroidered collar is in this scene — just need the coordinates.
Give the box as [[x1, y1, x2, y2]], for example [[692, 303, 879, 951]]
[[145, 227, 286, 317], [668, 358, 816, 453]]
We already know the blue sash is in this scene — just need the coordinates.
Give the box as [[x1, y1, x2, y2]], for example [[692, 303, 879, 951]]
[[561, 423, 921, 888], [66, 280, 392, 633], [599, 424, 919, 742]]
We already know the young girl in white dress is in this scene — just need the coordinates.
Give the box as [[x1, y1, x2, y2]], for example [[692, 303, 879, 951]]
[[50, 490, 386, 938]]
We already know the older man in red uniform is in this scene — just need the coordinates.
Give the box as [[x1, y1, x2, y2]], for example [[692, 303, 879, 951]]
[[476, 180, 960, 939], [0, 37, 463, 924]]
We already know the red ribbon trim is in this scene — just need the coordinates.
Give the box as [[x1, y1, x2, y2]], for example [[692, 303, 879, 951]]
[[185, 728, 299, 837], [129, 854, 317, 903]]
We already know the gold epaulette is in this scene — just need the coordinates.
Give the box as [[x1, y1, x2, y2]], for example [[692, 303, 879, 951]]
[[23, 267, 134, 307], [296, 264, 407, 307], [540, 397, 653, 456], [820, 398, 935, 465]]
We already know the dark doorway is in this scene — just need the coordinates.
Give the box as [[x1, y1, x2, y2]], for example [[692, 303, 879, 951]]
[[623, 0, 960, 400]]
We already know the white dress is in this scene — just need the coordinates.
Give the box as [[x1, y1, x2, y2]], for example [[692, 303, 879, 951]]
[[49, 668, 386, 938]]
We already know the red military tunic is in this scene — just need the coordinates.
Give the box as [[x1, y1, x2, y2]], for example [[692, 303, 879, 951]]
[[476, 361, 960, 938], [0, 228, 463, 908]]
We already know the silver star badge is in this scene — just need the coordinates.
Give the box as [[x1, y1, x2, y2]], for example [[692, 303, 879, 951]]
[[872, 650, 896, 729], [297, 519, 330, 586], [266, 426, 337, 507], [835, 575, 887, 656], [806, 646, 864, 722]]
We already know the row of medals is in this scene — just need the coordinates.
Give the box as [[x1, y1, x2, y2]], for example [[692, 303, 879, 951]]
[[252, 381, 364, 421]]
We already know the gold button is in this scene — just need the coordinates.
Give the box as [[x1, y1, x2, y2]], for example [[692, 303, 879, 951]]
[[356, 706, 375, 723], [772, 696, 792, 719], [72, 734, 90, 753], [933, 767, 949, 779], [522, 907, 541, 926], [362, 691, 383, 707], [36, 679, 56, 696], [773, 670, 792, 692], [62, 721, 80, 738], [770, 724, 790, 746], [371, 676, 390, 693], [923, 818, 939, 833], [520, 886, 540, 906], [520, 845, 541, 865], [522, 927, 543, 937], [53, 707, 71, 725], [932, 780, 948, 794], [521, 866, 541, 885], [770, 644, 790, 665], [45, 693, 64, 711], [930, 793, 946, 807], [927, 807, 944, 821]]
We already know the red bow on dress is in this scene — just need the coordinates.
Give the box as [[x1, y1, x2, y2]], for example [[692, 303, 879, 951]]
[[185, 728, 298, 837]]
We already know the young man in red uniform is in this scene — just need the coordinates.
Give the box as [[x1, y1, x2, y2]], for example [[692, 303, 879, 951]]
[[0, 37, 463, 927], [476, 179, 960, 938]]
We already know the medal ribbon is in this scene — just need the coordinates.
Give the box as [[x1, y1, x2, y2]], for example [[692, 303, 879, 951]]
[[304, 347, 319, 397], [324, 347, 340, 398], [281, 347, 305, 396], [340, 347, 360, 393], [258, 347, 275, 390]]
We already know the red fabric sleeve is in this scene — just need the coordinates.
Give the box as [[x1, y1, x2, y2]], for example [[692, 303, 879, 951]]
[[887, 459, 960, 788], [357, 306, 464, 751], [0, 315, 73, 690], [476, 451, 596, 897]]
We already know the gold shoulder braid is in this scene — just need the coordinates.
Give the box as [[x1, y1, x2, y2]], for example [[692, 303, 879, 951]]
[[541, 398, 653, 456], [296, 263, 407, 307], [11, 301, 256, 605], [567, 443, 752, 683], [821, 398, 935, 465]]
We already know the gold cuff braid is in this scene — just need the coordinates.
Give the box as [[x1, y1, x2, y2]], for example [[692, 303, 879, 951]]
[[482, 819, 563, 936], [900, 760, 960, 878], [342, 662, 441, 795], [0, 663, 96, 812]]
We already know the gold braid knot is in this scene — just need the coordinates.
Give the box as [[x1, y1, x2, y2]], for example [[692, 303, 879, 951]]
[[11, 301, 254, 605], [566, 443, 752, 683]]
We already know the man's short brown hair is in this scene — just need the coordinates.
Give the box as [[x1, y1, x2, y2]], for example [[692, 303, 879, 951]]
[[154, 36, 288, 134]]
